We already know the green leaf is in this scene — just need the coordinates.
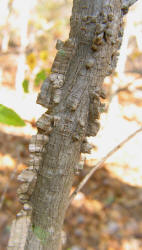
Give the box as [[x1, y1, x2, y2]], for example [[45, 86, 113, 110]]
[[0, 104, 25, 127], [22, 79, 29, 93], [34, 70, 47, 86]]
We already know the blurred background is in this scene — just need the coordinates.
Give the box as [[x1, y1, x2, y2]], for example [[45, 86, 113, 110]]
[[0, 0, 142, 249]]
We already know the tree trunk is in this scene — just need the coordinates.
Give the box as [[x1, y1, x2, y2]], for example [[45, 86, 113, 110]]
[[8, 0, 137, 249]]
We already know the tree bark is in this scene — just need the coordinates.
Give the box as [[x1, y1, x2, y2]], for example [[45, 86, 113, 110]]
[[8, 0, 138, 249]]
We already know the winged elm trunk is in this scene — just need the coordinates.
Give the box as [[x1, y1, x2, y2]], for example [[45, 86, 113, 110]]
[[8, 0, 138, 249]]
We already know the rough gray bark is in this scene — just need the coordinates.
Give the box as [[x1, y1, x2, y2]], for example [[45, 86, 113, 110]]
[[8, 0, 138, 249]]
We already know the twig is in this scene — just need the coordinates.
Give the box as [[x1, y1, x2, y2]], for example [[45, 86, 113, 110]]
[[0, 48, 34, 57], [112, 82, 132, 97], [24, 119, 36, 128], [110, 75, 141, 103], [125, 69, 142, 76], [69, 126, 142, 205]]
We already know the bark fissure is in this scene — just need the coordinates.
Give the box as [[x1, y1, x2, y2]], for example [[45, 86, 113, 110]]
[[8, 0, 138, 249]]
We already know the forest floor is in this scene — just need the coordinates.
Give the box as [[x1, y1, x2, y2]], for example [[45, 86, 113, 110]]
[[0, 45, 142, 250]]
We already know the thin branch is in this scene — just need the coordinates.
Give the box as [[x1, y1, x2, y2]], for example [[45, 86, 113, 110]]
[[112, 73, 142, 97], [125, 69, 142, 76], [24, 119, 36, 128], [111, 82, 132, 98], [69, 126, 142, 205], [0, 48, 34, 57]]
